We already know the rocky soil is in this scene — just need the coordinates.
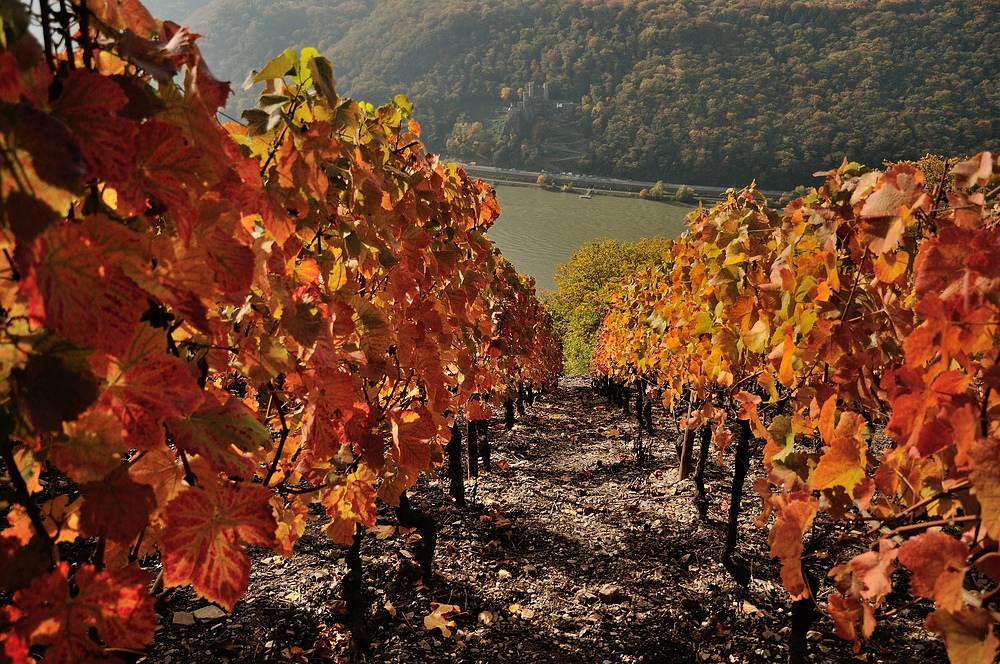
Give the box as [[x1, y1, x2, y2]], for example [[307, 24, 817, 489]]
[[147, 376, 948, 663]]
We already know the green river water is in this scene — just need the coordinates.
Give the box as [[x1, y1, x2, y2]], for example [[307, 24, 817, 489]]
[[485, 185, 696, 292]]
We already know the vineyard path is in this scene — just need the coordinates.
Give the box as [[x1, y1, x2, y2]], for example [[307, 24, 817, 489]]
[[148, 376, 945, 664]]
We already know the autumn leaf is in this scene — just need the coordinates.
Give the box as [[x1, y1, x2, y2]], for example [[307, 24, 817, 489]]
[[79, 465, 155, 542], [270, 496, 310, 558], [769, 498, 817, 599], [813, 434, 867, 494], [897, 531, 967, 612], [166, 388, 269, 476], [925, 607, 999, 664], [300, 369, 358, 461], [971, 437, 1000, 539], [18, 216, 148, 356], [390, 405, 436, 471], [161, 482, 278, 611], [4, 562, 155, 662], [322, 472, 378, 545], [50, 69, 137, 185], [952, 152, 998, 189], [11, 351, 99, 432], [0, 103, 84, 223], [832, 539, 897, 602], [826, 594, 875, 653], [100, 323, 205, 449], [52, 409, 129, 483], [85, 0, 157, 37], [126, 119, 209, 239], [424, 602, 461, 638]]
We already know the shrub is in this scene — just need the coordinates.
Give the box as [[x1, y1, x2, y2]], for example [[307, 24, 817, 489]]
[[674, 184, 696, 203]]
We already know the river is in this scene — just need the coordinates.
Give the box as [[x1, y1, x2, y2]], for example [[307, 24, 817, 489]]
[[485, 185, 695, 292]]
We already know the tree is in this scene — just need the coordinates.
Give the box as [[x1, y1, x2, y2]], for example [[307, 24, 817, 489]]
[[649, 180, 665, 200], [674, 184, 696, 203], [544, 238, 671, 374]]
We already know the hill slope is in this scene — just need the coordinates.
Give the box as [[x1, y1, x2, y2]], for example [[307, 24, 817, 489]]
[[170, 0, 1000, 189]]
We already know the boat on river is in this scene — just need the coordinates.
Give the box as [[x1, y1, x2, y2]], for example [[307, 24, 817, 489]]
[[580, 188, 594, 199]]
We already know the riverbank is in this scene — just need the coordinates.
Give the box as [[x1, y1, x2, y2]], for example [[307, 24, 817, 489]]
[[457, 163, 787, 201]]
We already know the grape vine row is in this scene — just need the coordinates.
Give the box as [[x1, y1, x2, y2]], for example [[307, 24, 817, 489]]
[[592, 155, 1000, 662], [0, 1, 560, 660]]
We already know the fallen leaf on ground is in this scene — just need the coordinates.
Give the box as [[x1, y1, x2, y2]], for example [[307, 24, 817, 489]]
[[424, 602, 461, 638]]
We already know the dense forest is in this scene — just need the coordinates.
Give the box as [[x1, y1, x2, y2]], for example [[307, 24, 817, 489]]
[[172, 0, 999, 188]]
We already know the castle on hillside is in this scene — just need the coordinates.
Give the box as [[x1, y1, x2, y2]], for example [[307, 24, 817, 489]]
[[503, 81, 578, 136]]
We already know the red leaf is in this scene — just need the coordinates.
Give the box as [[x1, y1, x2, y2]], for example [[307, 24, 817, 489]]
[[5, 562, 155, 662], [10, 351, 99, 432], [166, 389, 268, 476], [127, 119, 208, 240], [50, 70, 137, 184], [161, 482, 277, 610], [897, 531, 967, 612], [204, 227, 254, 295], [300, 369, 358, 461], [79, 465, 155, 542], [18, 216, 147, 356], [99, 324, 205, 449]]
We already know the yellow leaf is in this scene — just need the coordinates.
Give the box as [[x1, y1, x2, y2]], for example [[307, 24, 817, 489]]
[[424, 602, 460, 638]]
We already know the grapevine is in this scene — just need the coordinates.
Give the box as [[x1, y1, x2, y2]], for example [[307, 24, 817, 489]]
[[0, 0, 559, 660], [593, 155, 1000, 662]]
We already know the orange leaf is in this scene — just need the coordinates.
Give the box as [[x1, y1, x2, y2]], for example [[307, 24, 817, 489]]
[[813, 434, 867, 493], [53, 409, 129, 483], [768, 498, 817, 599], [777, 333, 794, 387], [270, 496, 310, 558], [5, 562, 155, 662], [818, 395, 837, 445], [897, 531, 967, 612], [873, 250, 909, 284], [161, 482, 277, 610], [925, 607, 999, 664], [826, 594, 871, 653], [85, 0, 157, 37], [971, 437, 1000, 539], [835, 538, 897, 601], [390, 405, 436, 471]]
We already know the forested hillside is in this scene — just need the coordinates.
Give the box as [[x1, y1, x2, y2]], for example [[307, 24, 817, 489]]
[[179, 0, 1000, 189]]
